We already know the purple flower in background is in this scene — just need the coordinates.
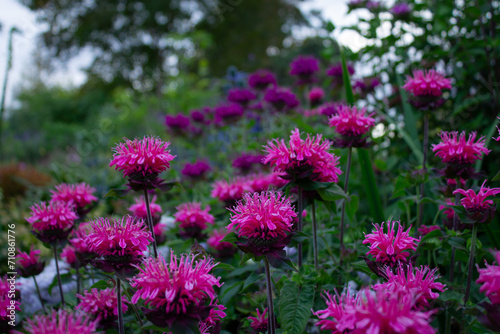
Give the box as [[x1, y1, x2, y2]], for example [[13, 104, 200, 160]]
[[248, 70, 277, 90], [165, 114, 190, 133], [182, 160, 212, 179], [319, 102, 339, 118], [227, 88, 257, 106], [190, 109, 206, 124], [391, 2, 412, 17], [264, 87, 299, 111], [308, 87, 325, 107], [214, 103, 245, 125], [327, 62, 355, 78], [232, 153, 265, 173], [289, 55, 320, 85], [353, 77, 380, 97]]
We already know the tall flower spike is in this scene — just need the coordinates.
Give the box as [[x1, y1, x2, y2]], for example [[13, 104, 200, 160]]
[[130, 251, 223, 329], [432, 131, 490, 178], [476, 251, 500, 304], [110, 136, 176, 190], [21, 310, 99, 334], [174, 202, 215, 239], [227, 191, 297, 257], [363, 221, 420, 267], [453, 180, 500, 223], [263, 128, 342, 183]]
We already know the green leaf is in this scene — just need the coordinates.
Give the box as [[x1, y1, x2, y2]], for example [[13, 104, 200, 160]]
[[391, 175, 410, 199], [416, 229, 443, 252], [90, 279, 110, 290], [475, 113, 500, 176], [357, 148, 385, 222], [438, 290, 463, 303], [158, 180, 184, 192], [317, 183, 347, 202], [241, 272, 263, 292], [396, 74, 420, 144], [213, 263, 235, 271], [340, 47, 354, 105], [104, 188, 129, 198], [279, 281, 315, 334], [492, 170, 500, 182], [220, 232, 238, 244], [351, 260, 374, 276]]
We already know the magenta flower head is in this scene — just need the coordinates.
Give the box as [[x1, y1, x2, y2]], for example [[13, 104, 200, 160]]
[[477, 251, 500, 304], [363, 221, 420, 274], [453, 180, 500, 223], [165, 114, 191, 134], [319, 102, 340, 118], [313, 291, 357, 334], [211, 176, 254, 207], [21, 310, 99, 334], [432, 131, 490, 179], [263, 128, 342, 183], [227, 88, 257, 106], [391, 2, 412, 18], [227, 191, 297, 261], [248, 308, 268, 333], [327, 62, 355, 78], [77, 287, 128, 328], [190, 109, 206, 124], [181, 160, 212, 180], [50, 182, 97, 216], [214, 103, 245, 126], [418, 224, 441, 236], [289, 55, 320, 85], [328, 105, 376, 148], [198, 300, 226, 334], [248, 69, 277, 90], [110, 136, 176, 191], [129, 195, 163, 223], [373, 264, 446, 309], [207, 229, 236, 259], [85, 216, 152, 272], [232, 153, 265, 174], [61, 245, 77, 266], [403, 69, 451, 110], [174, 202, 215, 239], [130, 251, 223, 329], [264, 87, 299, 112], [26, 201, 78, 244], [308, 87, 325, 107], [17, 246, 45, 278]]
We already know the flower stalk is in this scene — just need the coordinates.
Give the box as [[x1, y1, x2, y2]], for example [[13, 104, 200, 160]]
[[143, 188, 159, 258], [264, 257, 276, 334], [312, 199, 318, 270], [449, 179, 461, 282], [418, 111, 429, 228], [464, 223, 478, 304], [33, 276, 46, 313], [53, 244, 65, 307], [117, 278, 125, 334], [339, 146, 353, 266], [297, 185, 303, 268]]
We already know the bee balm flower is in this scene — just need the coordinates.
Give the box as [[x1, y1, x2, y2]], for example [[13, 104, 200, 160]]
[[403, 69, 451, 110], [289, 55, 320, 85], [110, 136, 176, 190], [77, 287, 128, 327], [174, 202, 215, 239], [476, 251, 500, 304], [21, 310, 98, 334], [248, 308, 268, 333], [50, 182, 97, 216], [17, 246, 45, 278], [130, 251, 223, 329], [26, 201, 78, 244], [453, 180, 500, 223], [328, 105, 376, 147]]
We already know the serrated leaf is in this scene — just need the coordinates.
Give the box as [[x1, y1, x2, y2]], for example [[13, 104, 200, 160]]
[[90, 279, 110, 290], [317, 183, 347, 202], [279, 281, 315, 334]]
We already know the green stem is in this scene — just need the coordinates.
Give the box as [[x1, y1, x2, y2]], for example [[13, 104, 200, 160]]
[[450, 181, 461, 281], [143, 188, 158, 258], [264, 258, 276, 334], [464, 223, 478, 304], [297, 185, 303, 268], [53, 244, 65, 307], [312, 200, 318, 270], [117, 278, 125, 334], [33, 276, 46, 313], [121, 282, 146, 334], [418, 112, 429, 228], [339, 147, 353, 266]]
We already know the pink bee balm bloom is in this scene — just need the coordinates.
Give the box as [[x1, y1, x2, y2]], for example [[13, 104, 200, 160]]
[[128, 195, 162, 219], [493, 117, 500, 141], [110, 136, 176, 189], [373, 265, 446, 309], [308, 87, 325, 107], [248, 308, 268, 333], [85, 216, 152, 259], [61, 245, 77, 266], [248, 69, 277, 90], [130, 251, 223, 328], [476, 251, 500, 304], [264, 86, 299, 111], [211, 176, 254, 205], [77, 287, 128, 321], [263, 128, 342, 183], [289, 55, 320, 84], [328, 105, 376, 137], [453, 180, 500, 222], [17, 246, 45, 277], [228, 191, 296, 241], [26, 201, 78, 231], [403, 69, 451, 97], [313, 292, 357, 334], [433, 131, 490, 165], [207, 229, 236, 258], [174, 202, 215, 239], [198, 300, 226, 334], [338, 289, 436, 334], [50, 182, 97, 212], [21, 310, 99, 334], [418, 225, 441, 236], [363, 221, 420, 266]]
